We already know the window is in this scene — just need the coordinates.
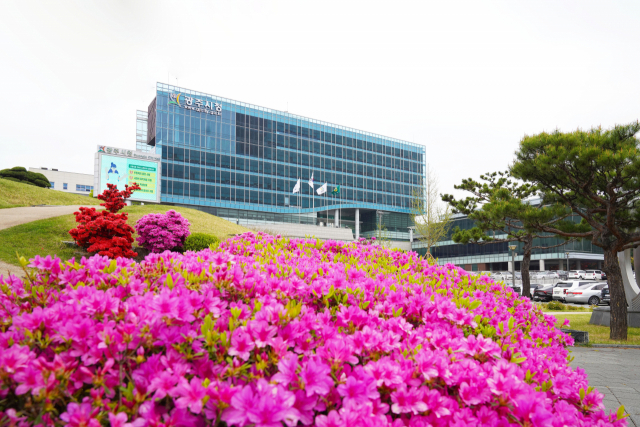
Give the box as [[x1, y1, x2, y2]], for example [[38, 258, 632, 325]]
[[63, 183, 68, 190], [50, 182, 54, 189], [75, 185, 94, 192]]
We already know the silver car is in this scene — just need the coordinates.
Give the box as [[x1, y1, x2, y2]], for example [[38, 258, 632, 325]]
[[565, 283, 608, 305]]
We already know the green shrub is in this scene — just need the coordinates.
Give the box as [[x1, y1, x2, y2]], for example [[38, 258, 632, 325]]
[[546, 300, 566, 311], [183, 233, 219, 252], [0, 167, 51, 188]]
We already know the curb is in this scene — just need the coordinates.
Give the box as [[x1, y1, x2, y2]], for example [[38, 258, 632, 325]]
[[576, 344, 640, 349]]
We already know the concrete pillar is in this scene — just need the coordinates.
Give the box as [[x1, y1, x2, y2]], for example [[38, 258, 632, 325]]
[[334, 209, 339, 228], [558, 259, 564, 270], [539, 259, 545, 271], [409, 228, 413, 243], [508, 261, 513, 272], [576, 260, 581, 269], [355, 209, 360, 240]]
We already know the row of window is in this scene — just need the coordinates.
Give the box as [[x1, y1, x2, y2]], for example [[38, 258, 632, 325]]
[[155, 95, 423, 157], [161, 166, 417, 197], [162, 180, 413, 209], [76, 185, 94, 192], [155, 130, 423, 175], [161, 147, 421, 185]]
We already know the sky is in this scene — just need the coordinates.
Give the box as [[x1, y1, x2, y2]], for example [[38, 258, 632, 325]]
[[1, 0, 639, 197]]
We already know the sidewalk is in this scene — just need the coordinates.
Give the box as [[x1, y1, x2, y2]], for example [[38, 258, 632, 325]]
[[571, 347, 640, 426], [0, 205, 85, 231]]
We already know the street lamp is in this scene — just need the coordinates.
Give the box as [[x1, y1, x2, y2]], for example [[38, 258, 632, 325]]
[[509, 244, 518, 292]]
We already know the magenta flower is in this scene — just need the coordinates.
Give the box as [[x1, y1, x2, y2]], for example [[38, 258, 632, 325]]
[[228, 328, 256, 361], [60, 402, 100, 427], [391, 384, 427, 414], [13, 364, 44, 395], [0, 231, 622, 426], [249, 320, 277, 348], [299, 357, 333, 397], [173, 377, 208, 414]]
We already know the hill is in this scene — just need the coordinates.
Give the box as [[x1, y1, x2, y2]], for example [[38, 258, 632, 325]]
[[0, 204, 250, 267], [0, 178, 101, 209]]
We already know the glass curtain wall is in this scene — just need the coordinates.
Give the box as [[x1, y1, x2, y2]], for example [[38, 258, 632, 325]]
[[153, 83, 426, 216]]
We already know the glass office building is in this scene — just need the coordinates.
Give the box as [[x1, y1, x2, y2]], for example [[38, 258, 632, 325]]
[[144, 83, 425, 240], [413, 214, 604, 272]]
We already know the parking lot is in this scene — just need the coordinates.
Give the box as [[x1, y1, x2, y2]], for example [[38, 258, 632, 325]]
[[570, 347, 640, 426]]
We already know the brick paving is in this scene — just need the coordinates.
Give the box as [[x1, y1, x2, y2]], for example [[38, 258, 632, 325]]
[[570, 347, 640, 426]]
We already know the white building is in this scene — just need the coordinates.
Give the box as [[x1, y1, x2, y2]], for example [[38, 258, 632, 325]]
[[29, 167, 94, 195]]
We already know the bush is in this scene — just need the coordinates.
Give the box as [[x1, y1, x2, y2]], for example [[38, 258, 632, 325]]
[[184, 232, 219, 251], [0, 233, 621, 426], [69, 183, 140, 258], [0, 166, 51, 188], [546, 300, 566, 310], [135, 210, 190, 253]]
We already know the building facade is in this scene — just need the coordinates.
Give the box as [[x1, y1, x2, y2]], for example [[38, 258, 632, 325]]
[[136, 110, 151, 152], [29, 167, 94, 195], [144, 83, 425, 240], [413, 214, 604, 272]]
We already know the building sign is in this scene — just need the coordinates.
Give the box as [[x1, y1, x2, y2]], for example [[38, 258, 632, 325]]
[[168, 93, 222, 116], [97, 145, 160, 161], [94, 146, 161, 203]]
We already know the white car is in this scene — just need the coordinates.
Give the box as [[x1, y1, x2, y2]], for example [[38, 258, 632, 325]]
[[567, 270, 587, 279], [491, 271, 511, 281], [584, 270, 606, 280], [565, 282, 608, 305], [552, 280, 595, 301]]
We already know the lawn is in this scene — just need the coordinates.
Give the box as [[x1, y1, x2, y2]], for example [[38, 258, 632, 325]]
[[0, 204, 249, 266], [549, 313, 640, 345], [0, 178, 101, 209]]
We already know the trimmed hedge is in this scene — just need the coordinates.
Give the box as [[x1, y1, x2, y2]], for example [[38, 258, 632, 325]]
[[0, 166, 51, 188], [184, 232, 220, 251]]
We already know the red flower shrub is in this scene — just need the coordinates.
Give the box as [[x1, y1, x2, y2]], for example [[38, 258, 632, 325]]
[[69, 183, 141, 259], [98, 182, 140, 213]]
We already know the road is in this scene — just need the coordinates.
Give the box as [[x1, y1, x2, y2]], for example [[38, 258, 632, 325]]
[[0, 205, 86, 231], [570, 347, 640, 426]]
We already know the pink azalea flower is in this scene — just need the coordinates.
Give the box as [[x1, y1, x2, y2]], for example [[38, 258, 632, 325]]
[[173, 377, 208, 414], [249, 320, 277, 348], [299, 357, 333, 397], [60, 402, 100, 427], [228, 328, 256, 361], [391, 384, 427, 414]]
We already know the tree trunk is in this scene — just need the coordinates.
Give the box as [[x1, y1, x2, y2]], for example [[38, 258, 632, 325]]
[[521, 238, 532, 298], [601, 247, 628, 341]]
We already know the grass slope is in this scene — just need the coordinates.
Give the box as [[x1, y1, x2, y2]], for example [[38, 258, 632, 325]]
[[550, 313, 640, 345], [0, 178, 101, 209], [0, 204, 249, 266]]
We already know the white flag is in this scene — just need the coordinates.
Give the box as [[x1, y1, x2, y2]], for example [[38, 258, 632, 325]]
[[316, 182, 327, 195], [308, 172, 314, 189], [292, 179, 301, 194]]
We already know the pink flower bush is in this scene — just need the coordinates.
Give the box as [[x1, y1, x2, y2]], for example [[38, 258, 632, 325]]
[[0, 232, 626, 426], [135, 209, 190, 253]]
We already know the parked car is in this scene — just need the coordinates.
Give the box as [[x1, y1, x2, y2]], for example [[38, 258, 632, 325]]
[[528, 284, 543, 298], [555, 270, 569, 280], [584, 270, 607, 280], [567, 270, 587, 279], [507, 285, 522, 295], [533, 284, 557, 302], [601, 286, 610, 305], [565, 282, 608, 305], [536, 271, 560, 280], [552, 280, 594, 302], [492, 271, 518, 281]]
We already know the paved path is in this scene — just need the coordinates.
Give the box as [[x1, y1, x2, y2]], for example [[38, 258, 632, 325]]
[[0, 205, 85, 231], [570, 347, 640, 426]]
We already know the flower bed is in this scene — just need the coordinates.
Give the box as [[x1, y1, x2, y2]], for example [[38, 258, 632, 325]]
[[0, 233, 625, 426]]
